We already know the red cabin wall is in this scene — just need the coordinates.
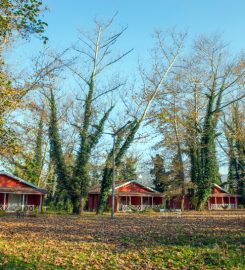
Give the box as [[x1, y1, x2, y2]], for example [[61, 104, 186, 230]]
[[0, 194, 8, 205], [184, 196, 190, 209], [117, 183, 151, 193], [94, 195, 99, 210], [88, 194, 94, 210], [216, 197, 222, 204], [170, 197, 181, 209], [88, 194, 120, 212], [154, 196, 163, 205], [28, 194, 40, 205], [0, 174, 46, 209], [213, 187, 222, 193], [88, 194, 100, 211], [0, 175, 27, 188], [108, 196, 118, 212], [0, 194, 9, 205], [88, 194, 104, 211], [0, 193, 4, 204], [169, 196, 190, 210], [209, 196, 237, 204], [223, 197, 229, 204], [131, 196, 141, 205]]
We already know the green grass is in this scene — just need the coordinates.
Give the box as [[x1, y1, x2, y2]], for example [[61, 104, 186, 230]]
[[0, 253, 36, 270]]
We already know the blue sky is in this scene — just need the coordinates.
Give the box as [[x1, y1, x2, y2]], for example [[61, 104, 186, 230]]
[[6, 0, 245, 176], [9, 0, 245, 71], [42, 0, 245, 51]]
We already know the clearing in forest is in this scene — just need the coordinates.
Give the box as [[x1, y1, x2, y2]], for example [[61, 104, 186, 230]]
[[0, 211, 244, 269]]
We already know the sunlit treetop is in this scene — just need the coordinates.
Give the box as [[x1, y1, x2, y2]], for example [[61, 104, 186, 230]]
[[0, 0, 48, 45]]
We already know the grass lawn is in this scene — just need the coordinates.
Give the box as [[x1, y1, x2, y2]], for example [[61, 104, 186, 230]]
[[0, 211, 244, 269]]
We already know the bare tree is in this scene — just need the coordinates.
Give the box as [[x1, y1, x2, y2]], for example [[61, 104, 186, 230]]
[[98, 30, 186, 213], [49, 15, 132, 214]]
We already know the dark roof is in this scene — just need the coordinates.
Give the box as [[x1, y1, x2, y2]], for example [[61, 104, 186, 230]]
[[0, 171, 48, 194], [0, 187, 46, 194], [213, 183, 229, 193]]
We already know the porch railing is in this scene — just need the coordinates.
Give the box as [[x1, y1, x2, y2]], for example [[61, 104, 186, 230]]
[[120, 204, 162, 212], [0, 205, 36, 212], [210, 203, 236, 210]]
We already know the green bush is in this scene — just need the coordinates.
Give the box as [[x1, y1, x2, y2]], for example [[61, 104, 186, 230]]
[[0, 209, 6, 216], [35, 206, 39, 215], [142, 207, 158, 213]]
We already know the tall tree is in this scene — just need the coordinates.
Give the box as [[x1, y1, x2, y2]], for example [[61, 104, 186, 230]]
[[32, 108, 44, 184], [117, 155, 138, 181], [183, 36, 245, 209], [0, 0, 48, 158], [151, 75, 187, 209], [150, 154, 169, 192], [224, 102, 245, 202], [48, 87, 70, 201], [51, 16, 132, 214], [97, 30, 186, 213], [149, 35, 245, 210], [7, 106, 46, 186]]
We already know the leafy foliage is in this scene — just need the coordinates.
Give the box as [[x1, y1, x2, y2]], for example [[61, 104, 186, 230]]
[[0, 64, 23, 156], [150, 154, 170, 192], [48, 88, 70, 202], [0, 0, 48, 44], [225, 103, 245, 203], [117, 155, 138, 181]]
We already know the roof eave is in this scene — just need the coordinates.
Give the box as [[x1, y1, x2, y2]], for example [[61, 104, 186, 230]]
[[0, 171, 47, 194]]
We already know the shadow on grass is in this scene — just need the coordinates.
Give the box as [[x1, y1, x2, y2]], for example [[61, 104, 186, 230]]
[[0, 253, 37, 270]]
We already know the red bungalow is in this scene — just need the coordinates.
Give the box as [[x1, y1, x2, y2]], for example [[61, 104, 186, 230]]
[[166, 183, 242, 210], [88, 180, 164, 212], [0, 171, 47, 212], [207, 184, 241, 210]]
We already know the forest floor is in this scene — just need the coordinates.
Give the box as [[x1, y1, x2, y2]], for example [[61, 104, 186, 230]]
[[0, 211, 244, 270]]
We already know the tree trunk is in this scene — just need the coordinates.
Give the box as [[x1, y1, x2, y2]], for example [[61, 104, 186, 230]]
[[173, 96, 185, 211], [71, 195, 81, 214], [79, 196, 85, 214]]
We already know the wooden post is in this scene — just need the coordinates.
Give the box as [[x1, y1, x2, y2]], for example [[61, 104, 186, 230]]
[[117, 196, 119, 212], [222, 196, 224, 207], [141, 196, 143, 211], [22, 194, 25, 211], [129, 196, 131, 205], [3, 193, 6, 210], [228, 196, 231, 208], [152, 196, 154, 207], [215, 196, 217, 209], [39, 195, 42, 213], [235, 197, 237, 209]]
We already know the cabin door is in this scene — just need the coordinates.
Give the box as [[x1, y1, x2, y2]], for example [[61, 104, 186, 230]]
[[8, 194, 22, 211]]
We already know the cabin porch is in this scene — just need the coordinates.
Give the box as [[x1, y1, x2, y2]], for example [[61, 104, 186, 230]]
[[118, 195, 163, 212], [0, 193, 43, 212], [208, 194, 240, 210]]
